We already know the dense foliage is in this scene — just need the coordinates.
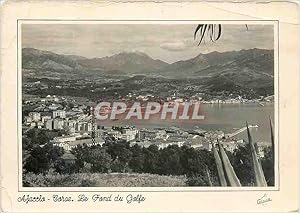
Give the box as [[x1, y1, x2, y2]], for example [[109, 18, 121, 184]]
[[23, 172, 187, 187], [23, 129, 274, 187]]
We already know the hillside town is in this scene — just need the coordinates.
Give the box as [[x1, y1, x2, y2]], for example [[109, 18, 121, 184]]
[[23, 78, 274, 105], [20, 25, 275, 188], [22, 94, 269, 158]]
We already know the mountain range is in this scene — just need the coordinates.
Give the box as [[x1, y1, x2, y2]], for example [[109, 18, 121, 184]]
[[22, 47, 274, 79]]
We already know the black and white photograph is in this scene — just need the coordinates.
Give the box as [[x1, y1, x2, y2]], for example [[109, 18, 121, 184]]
[[21, 23, 275, 188]]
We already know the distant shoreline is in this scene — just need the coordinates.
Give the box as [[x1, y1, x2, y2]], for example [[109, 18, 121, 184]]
[[202, 101, 274, 105]]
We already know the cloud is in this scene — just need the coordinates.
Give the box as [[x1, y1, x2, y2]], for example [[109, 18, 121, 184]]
[[160, 42, 188, 52], [22, 24, 274, 63]]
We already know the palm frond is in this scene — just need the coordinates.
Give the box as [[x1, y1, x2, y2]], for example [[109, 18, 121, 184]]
[[269, 116, 274, 153], [194, 24, 222, 46], [246, 122, 267, 186], [205, 165, 213, 186], [217, 140, 241, 187], [194, 24, 248, 46], [212, 142, 227, 186]]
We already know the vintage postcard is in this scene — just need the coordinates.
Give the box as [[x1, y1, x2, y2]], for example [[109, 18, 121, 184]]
[[0, 1, 299, 212]]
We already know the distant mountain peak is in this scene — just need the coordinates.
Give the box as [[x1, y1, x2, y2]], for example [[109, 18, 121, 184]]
[[121, 50, 148, 57], [22, 47, 273, 79], [112, 51, 150, 59]]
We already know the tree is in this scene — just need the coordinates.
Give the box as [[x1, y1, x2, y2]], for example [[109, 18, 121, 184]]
[[105, 141, 132, 172], [71, 144, 87, 172], [44, 143, 64, 164], [129, 144, 145, 173], [261, 147, 274, 186], [88, 148, 112, 173], [36, 131, 49, 144], [23, 142, 64, 174], [24, 146, 50, 174], [180, 146, 203, 175], [157, 145, 183, 175], [231, 144, 255, 186], [25, 129, 51, 145], [142, 145, 160, 174], [54, 158, 76, 174], [22, 137, 32, 172]]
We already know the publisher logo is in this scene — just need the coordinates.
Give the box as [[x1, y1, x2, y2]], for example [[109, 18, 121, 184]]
[[93, 101, 205, 121]]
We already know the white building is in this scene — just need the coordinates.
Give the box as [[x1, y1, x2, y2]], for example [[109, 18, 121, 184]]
[[93, 129, 105, 137], [53, 119, 64, 130], [41, 115, 52, 123], [52, 135, 76, 143], [155, 140, 185, 149], [65, 120, 76, 128], [191, 143, 203, 149], [122, 134, 135, 142], [45, 119, 53, 130], [29, 112, 41, 122], [30, 122, 36, 127], [24, 116, 32, 125], [53, 137, 105, 151], [121, 128, 138, 141], [85, 123, 92, 132], [42, 95, 59, 102], [75, 122, 83, 131], [221, 141, 239, 153], [53, 110, 66, 119], [48, 104, 60, 110], [107, 130, 122, 139], [79, 122, 93, 132]]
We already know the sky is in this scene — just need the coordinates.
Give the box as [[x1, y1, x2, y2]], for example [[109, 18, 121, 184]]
[[22, 24, 274, 63]]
